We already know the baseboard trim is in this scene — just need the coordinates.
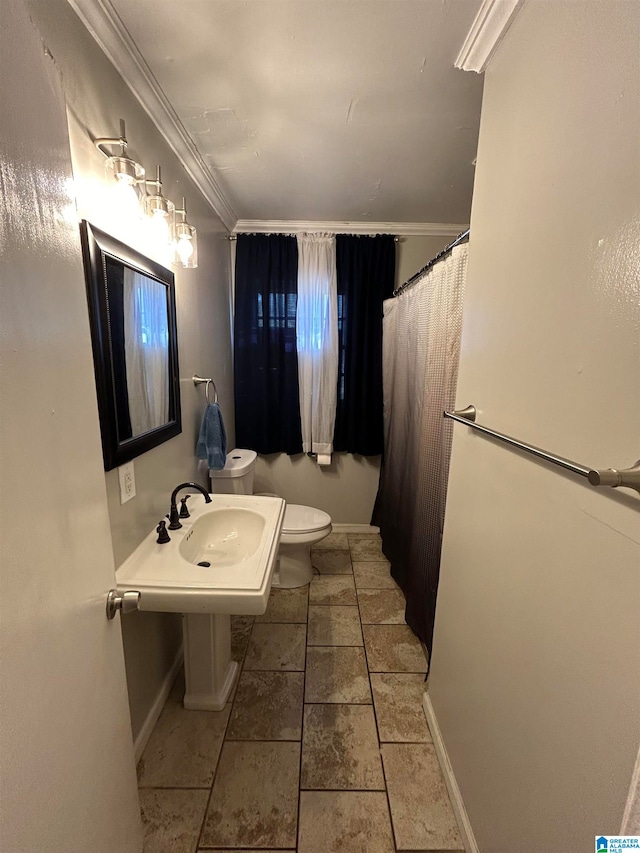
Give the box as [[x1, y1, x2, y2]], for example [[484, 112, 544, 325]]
[[133, 645, 184, 763], [422, 692, 480, 853], [621, 742, 640, 833], [331, 523, 380, 533]]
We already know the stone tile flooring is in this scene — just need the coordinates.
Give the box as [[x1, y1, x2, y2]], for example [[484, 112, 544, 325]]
[[138, 532, 464, 852]]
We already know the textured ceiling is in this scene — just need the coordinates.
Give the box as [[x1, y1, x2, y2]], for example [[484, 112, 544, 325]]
[[109, 0, 484, 225]]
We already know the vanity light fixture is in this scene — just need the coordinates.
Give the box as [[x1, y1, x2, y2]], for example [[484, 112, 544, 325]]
[[143, 166, 175, 248], [174, 197, 198, 268], [95, 119, 145, 193], [94, 122, 197, 267]]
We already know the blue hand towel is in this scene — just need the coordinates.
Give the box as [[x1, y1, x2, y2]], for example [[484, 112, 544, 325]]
[[196, 402, 227, 470]]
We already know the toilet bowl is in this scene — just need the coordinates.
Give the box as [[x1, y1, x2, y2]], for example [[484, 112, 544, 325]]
[[209, 449, 332, 588], [275, 503, 332, 588]]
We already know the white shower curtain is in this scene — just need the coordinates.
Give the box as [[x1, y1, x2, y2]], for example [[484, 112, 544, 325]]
[[124, 269, 169, 436], [296, 233, 339, 455], [374, 243, 468, 655]]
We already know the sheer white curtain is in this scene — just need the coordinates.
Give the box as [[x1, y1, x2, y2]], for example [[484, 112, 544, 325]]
[[124, 269, 169, 436], [296, 233, 339, 455]]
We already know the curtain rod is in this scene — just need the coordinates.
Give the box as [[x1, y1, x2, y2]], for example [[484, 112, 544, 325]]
[[227, 234, 402, 242], [392, 228, 470, 297]]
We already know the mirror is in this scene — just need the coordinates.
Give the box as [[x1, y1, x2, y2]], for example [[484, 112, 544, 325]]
[[80, 221, 181, 470]]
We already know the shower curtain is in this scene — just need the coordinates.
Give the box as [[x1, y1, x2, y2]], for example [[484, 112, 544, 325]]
[[373, 243, 468, 659]]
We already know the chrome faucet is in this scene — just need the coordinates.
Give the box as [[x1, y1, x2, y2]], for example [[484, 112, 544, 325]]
[[168, 482, 211, 529]]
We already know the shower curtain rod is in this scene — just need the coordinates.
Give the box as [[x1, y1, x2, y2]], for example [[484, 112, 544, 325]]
[[228, 234, 402, 241], [392, 228, 470, 297]]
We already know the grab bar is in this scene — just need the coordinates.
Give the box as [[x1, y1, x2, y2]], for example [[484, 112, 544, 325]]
[[444, 406, 640, 493]]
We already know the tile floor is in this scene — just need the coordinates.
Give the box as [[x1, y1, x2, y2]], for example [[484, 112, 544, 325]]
[[138, 532, 464, 853]]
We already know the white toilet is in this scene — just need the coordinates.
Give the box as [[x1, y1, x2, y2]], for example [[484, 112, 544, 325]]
[[209, 449, 332, 588]]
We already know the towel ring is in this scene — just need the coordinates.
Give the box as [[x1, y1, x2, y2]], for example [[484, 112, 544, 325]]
[[205, 379, 218, 404], [193, 375, 218, 404]]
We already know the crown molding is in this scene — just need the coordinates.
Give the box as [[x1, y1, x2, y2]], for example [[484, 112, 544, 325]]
[[67, 0, 237, 231], [455, 0, 526, 73], [233, 220, 469, 237]]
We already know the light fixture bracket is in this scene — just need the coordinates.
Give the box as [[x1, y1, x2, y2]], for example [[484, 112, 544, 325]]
[[95, 134, 127, 158], [95, 120, 145, 185]]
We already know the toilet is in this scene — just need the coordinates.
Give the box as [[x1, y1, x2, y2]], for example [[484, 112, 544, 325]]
[[209, 449, 332, 588]]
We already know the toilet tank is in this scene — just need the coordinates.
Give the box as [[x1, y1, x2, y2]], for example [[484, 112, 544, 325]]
[[209, 448, 257, 494]]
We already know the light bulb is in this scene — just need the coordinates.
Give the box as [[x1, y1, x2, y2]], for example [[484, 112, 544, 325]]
[[176, 235, 194, 264], [149, 208, 171, 245], [173, 199, 197, 268], [115, 171, 136, 186], [105, 153, 144, 188], [112, 179, 140, 214]]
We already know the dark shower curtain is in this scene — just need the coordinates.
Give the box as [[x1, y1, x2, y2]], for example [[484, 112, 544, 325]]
[[373, 243, 468, 658]]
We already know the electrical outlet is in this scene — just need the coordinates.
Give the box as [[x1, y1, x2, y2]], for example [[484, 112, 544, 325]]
[[118, 461, 136, 505]]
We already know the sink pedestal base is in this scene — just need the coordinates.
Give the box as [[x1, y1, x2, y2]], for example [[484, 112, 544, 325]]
[[181, 613, 238, 711]]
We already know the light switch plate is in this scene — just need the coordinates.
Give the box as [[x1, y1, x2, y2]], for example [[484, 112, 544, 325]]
[[118, 461, 136, 504]]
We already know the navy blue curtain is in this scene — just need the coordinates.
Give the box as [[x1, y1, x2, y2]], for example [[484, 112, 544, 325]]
[[234, 234, 303, 454], [334, 235, 395, 456]]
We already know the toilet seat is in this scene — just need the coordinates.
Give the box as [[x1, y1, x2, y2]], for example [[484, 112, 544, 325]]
[[282, 504, 332, 535]]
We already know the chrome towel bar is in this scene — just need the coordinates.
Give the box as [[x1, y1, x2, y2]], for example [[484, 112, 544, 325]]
[[444, 406, 640, 493]]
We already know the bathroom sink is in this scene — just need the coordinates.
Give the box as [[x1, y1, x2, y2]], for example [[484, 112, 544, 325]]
[[116, 494, 285, 615], [116, 493, 285, 711], [179, 507, 266, 568]]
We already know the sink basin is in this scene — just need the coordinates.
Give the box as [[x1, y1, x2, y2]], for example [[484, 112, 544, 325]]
[[180, 507, 266, 568], [115, 493, 285, 712], [116, 494, 285, 614]]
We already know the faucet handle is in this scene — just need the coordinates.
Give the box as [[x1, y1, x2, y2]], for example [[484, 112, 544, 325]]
[[156, 520, 171, 544], [179, 495, 191, 519]]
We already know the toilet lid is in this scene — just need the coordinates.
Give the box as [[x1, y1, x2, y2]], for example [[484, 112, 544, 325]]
[[282, 504, 331, 535]]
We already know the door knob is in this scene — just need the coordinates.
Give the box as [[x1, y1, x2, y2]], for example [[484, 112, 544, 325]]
[[106, 589, 140, 620]]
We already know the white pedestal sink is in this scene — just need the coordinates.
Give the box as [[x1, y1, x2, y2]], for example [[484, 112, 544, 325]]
[[116, 494, 285, 710]]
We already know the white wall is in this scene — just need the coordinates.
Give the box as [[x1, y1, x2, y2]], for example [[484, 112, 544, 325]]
[[1, 2, 142, 847], [25, 0, 234, 741], [428, 2, 640, 850], [395, 234, 457, 291], [254, 452, 381, 523]]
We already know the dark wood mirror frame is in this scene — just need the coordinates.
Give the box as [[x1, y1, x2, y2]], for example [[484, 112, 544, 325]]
[[80, 220, 181, 471]]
